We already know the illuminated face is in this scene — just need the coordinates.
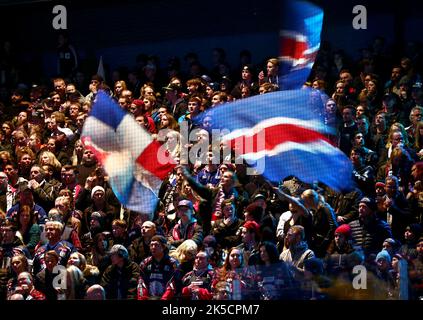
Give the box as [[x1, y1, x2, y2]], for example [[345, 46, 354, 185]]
[[11, 257, 25, 274], [4, 165, 16, 178], [206, 86, 214, 97], [144, 87, 154, 97], [228, 249, 242, 269], [188, 101, 200, 114], [340, 72, 352, 85], [161, 115, 169, 127], [141, 223, 155, 238], [354, 133, 365, 147], [150, 240, 164, 257], [222, 204, 235, 219], [241, 87, 250, 98], [194, 252, 208, 270], [158, 108, 167, 120], [52, 94, 61, 106], [69, 104, 80, 117], [118, 98, 128, 108], [367, 81, 377, 93], [54, 80, 66, 94], [28, 135, 39, 148], [47, 139, 56, 152], [68, 253, 81, 267], [66, 84, 76, 94], [20, 154, 32, 167], [336, 82, 345, 94], [82, 149, 95, 163], [325, 100, 336, 113], [266, 62, 277, 76], [356, 106, 365, 117], [61, 170, 75, 185], [221, 172, 234, 188], [112, 224, 125, 238], [114, 83, 123, 95], [241, 68, 252, 80], [75, 142, 84, 154], [211, 95, 221, 106], [391, 132, 404, 148], [40, 153, 51, 165], [17, 112, 28, 123], [45, 223, 61, 242], [2, 124, 12, 136]]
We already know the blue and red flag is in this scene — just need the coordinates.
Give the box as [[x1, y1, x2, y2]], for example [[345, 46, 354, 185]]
[[278, 0, 324, 90], [81, 91, 175, 218], [200, 89, 353, 191]]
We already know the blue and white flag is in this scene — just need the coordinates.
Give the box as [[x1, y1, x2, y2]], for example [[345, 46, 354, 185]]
[[278, 0, 324, 89], [200, 89, 353, 192], [81, 91, 175, 218]]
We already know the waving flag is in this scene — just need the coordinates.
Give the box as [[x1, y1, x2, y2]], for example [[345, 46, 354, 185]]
[[81, 91, 175, 218], [200, 89, 353, 191], [278, 0, 324, 90]]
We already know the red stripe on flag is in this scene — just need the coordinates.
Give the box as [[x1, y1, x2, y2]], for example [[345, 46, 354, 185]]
[[136, 140, 176, 180], [228, 124, 331, 154], [280, 37, 308, 60]]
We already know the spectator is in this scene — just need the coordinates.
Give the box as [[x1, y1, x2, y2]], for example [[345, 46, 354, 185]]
[[137, 235, 180, 300], [101, 244, 139, 300]]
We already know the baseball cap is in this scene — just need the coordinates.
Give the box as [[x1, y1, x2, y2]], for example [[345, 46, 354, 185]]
[[162, 83, 180, 91], [56, 127, 75, 141], [359, 197, 377, 211], [177, 199, 193, 209]]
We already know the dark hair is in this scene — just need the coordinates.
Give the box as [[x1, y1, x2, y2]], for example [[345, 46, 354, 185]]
[[259, 241, 280, 264], [151, 235, 168, 253]]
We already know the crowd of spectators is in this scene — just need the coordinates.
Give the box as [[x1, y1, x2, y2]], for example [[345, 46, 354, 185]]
[[0, 38, 423, 300]]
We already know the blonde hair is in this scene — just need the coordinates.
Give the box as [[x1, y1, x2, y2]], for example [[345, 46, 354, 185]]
[[169, 239, 198, 263], [39, 151, 62, 172], [45, 220, 64, 232]]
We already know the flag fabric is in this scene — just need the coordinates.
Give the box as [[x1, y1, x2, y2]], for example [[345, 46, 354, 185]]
[[200, 89, 353, 192], [278, 0, 324, 90], [81, 91, 175, 218]]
